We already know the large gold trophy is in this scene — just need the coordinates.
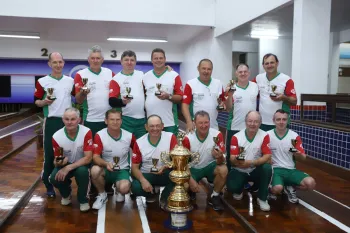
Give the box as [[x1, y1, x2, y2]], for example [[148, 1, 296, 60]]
[[160, 132, 200, 230]]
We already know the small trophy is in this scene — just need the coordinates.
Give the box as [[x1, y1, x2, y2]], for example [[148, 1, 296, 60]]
[[56, 147, 65, 161], [151, 158, 159, 172], [216, 98, 224, 110], [270, 85, 277, 97], [289, 139, 298, 153], [81, 78, 89, 91], [47, 88, 56, 101], [125, 87, 133, 99], [155, 83, 162, 96], [236, 146, 245, 161], [229, 79, 237, 92], [113, 156, 120, 171], [213, 136, 220, 151]]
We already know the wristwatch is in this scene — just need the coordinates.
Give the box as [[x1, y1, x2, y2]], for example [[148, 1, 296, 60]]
[[168, 94, 173, 100]]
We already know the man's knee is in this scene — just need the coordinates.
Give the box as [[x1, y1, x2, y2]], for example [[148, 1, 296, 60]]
[[301, 177, 316, 190], [91, 165, 103, 179], [271, 185, 283, 194], [75, 166, 89, 178], [215, 165, 228, 178], [118, 180, 131, 194]]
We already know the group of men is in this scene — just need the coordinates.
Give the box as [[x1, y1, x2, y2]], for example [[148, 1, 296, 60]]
[[34, 46, 315, 213]]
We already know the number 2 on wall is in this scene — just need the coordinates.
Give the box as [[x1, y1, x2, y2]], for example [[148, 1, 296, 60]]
[[41, 48, 48, 57]]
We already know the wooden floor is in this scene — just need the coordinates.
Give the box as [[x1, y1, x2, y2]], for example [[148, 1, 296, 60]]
[[0, 117, 349, 233]]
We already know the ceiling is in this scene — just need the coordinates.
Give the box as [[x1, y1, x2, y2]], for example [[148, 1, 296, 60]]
[[0, 16, 209, 45], [232, 0, 350, 41]]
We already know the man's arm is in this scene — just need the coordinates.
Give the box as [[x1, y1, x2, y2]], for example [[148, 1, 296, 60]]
[[74, 73, 88, 104], [181, 84, 194, 133], [273, 79, 297, 106], [109, 79, 130, 108], [92, 133, 110, 168], [253, 134, 272, 166], [34, 81, 54, 107], [293, 135, 306, 161]]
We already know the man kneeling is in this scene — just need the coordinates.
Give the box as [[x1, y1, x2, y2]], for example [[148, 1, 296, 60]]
[[91, 110, 136, 210]]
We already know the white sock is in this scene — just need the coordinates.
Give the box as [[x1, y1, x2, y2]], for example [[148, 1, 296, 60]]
[[211, 191, 219, 197], [99, 192, 107, 197]]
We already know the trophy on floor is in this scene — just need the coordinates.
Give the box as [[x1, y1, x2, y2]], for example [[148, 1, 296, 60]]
[[289, 139, 298, 153], [236, 146, 245, 161], [229, 79, 237, 92], [125, 87, 133, 99], [47, 88, 56, 101], [151, 157, 159, 172], [160, 131, 200, 230], [56, 147, 65, 161], [155, 83, 162, 96], [270, 85, 277, 97], [216, 97, 224, 111], [81, 78, 89, 91], [113, 156, 120, 171]]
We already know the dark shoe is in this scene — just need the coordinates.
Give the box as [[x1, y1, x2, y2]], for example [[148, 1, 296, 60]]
[[208, 195, 224, 211], [46, 185, 56, 198], [189, 191, 196, 201], [283, 186, 298, 204], [249, 184, 259, 193], [244, 183, 251, 190]]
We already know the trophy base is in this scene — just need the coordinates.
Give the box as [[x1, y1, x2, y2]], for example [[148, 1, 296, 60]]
[[164, 213, 193, 231], [113, 167, 120, 172], [48, 97, 56, 101], [81, 87, 89, 91], [155, 92, 161, 96], [56, 156, 65, 161], [270, 93, 277, 97], [229, 88, 236, 92], [289, 148, 298, 153], [150, 168, 159, 172], [125, 95, 133, 100], [216, 106, 224, 111], [236, 156, 245, 161]]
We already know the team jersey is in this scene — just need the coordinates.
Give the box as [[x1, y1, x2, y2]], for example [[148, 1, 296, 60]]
[[227, 81, 259, 131], [52, 125, 93, 163], [132, 132, 177, 173], [74, 67, 114, 122], [143, 70, 183, 127], [182, 128, 225, 169], [252, 72, 297, 125], [268, 129, 305, 169], [93, 128, 136, 170], [230, 129, 271, 173], [109, 70, 145, 119], [182, 77, 225, 129], [34, 75, 74, 118]]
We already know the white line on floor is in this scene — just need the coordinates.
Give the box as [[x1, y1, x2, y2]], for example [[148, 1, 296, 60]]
[[0, 112, 17, 118], [0, 122, 39, 139], [136, 197, 151, 233], [96, 203, 106, 233], [313, 190, 350, 210], [299, 199, 350, 232]]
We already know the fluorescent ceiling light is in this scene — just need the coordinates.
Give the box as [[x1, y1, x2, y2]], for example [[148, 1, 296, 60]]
[[107, 37, 167, 43], [251, 35, 279, 39], [250, 29, 279, 39], [0, 31, 40, 39]]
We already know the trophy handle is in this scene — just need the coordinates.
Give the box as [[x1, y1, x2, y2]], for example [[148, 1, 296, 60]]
[[160, 151, 173, 168], [187, 152, 200, 168]]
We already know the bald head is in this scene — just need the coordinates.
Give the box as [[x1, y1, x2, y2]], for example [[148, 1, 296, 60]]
[[49, 52, 63, 61], [147, 114, 163, 125], [245, 111, 262, 123]]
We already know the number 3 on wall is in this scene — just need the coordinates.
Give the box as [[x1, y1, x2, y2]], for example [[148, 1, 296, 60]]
[[41, 48, 48, 57], [111, 50, 117, 58]]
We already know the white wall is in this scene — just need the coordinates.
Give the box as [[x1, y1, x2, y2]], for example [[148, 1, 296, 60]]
[[0, 0, 215, 26], [247, 53, 259, 78], [215, 0, 292, 37], [328, 32, 340, 94], [0, 38, 184, 62], [259, 38, 293, 76], [180, 29, 233, 86], [232, 40, 259, 53], [339, 28, 350, 43]]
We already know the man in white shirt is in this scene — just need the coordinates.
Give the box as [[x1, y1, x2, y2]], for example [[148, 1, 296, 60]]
[[268, 109, 316, 203], [227, 111, 272, 211]]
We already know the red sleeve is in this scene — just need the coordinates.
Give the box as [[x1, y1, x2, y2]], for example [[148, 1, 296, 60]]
[[132, 141, 142, 164], [93, 133, 103, 156], [285, 79, 297, 98], [34, 81, 45, 99], [52, 138, 61, 157], [219, 87, 225, 101], [170, 134, 178, 150], [261, 134, 272, 155], [295, 135, 305, 154], [130, 134, 137, 149], [74, 73, 84, 94], [182, 137, 191, 150], [173, 75, 183, 96], [182, 84, 193, 104], [230, 136, 239, 156], [109, 80, 121, 98], [251, 77, 257, 83], [217, 132, 226, 153], [83, 130, 93, 152]]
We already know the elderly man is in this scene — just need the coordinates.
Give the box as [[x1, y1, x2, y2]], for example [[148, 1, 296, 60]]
[[74, 45, 114, 136], [91, 110, 136, 210], [226, 111, 272, 211], [50, 108, 93, 212], [34, 52, 74, 197], [182, 110, 228, 211], [268, 109, 316, 203], [131, 115, 177, 204], [182, 59, 225, 133]]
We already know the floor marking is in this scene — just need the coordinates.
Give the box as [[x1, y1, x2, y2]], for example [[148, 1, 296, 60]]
[[299, 199, 350, 232], [0, 113, 17, 118], [313, 190, 350, 210], [96, 203, 106, 233], [136, 197, 151, 233], [0, 122, 39, 139]]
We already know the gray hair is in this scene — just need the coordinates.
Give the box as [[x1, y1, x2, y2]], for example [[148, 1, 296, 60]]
[[64, 107, 80, 118], [194, 110, 210, 121], [88, 45, 104, 58], [245, 110, 262, 123]]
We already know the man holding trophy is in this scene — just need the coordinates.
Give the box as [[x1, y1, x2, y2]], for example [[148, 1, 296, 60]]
[[227, 111, 272, 211], [91, 110, 136, 209], [50, 108, 93, 212], [34, 52, 74, 198], [182, 59, 225, 132], [268, 109, 316, 203], [182, 111, 228, 211], [131, 115, 177, 203]]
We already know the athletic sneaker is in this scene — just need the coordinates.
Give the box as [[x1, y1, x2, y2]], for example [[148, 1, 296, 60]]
[[146, 194, 157, 203], [208, 195, 224, 211], [257, 198, 270, 211], [46, 185, 56, 198], [92, 192, 108, 210], [232, 193, 243, 200], [268, 193, 277, 201], [80, 203, 90, 212], [284, 186, 298, 203], [61, 195, 72, 206], [115, 192, 125, 203]]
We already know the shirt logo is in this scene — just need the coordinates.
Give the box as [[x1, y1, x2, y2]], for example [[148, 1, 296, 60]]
[[291, 89, 296, 94], [88, 139, 93, 146], [183, 95, 187, 99], [231, 145, 237, 149], [132, 153, 137, 158], [93, 144, 98, 148], [109, 88, 113, 93]]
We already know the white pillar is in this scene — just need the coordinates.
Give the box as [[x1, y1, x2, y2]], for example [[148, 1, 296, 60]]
[[292, 0, 331, 102], [328, 32, 340, 94]]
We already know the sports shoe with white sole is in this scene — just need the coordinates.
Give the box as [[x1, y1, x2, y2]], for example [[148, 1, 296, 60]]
[[80, 203, 90, 212], [283, 186, 298, 203], [115, 192, 125, 202], [232, 193, 243, 200], [61, 195, 72, 206], [257, 198, 270, 211], [92, 192, 108, 210]]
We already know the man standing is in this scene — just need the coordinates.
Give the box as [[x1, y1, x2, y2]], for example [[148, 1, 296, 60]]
[[74, 45, 113, 136], [131, 115, 177, 204], [182, 59, 225, 133], [182, 111, 227, 211], [50, 108, 93, 212], [268, 109, 316, 203], [34, 52, 74, 197], [109, 50, 146, 139], [253, 54, 297, 131], [226, 111, 272, 211], [142, 48, 183, 135], [91, 110, 136, 209]]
